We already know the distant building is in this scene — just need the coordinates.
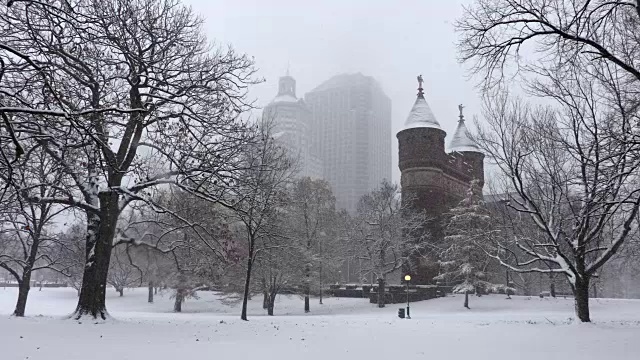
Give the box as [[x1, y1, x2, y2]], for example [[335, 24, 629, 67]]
[[263, 73, 323, 179], [305, 73, 392, 212], [397, 76, 484, 284]]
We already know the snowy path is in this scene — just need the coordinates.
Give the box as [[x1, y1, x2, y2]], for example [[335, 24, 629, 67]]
[[1, 288, 639, 360]]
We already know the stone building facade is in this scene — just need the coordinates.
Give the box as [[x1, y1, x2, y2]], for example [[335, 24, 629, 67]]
[[397, 77, 484, 284]]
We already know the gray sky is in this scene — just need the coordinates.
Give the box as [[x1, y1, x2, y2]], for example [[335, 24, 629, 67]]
[[184, 0, 480, 183]]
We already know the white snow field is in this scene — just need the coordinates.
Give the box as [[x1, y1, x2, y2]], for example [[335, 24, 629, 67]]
[[1, 288, 640, 360]]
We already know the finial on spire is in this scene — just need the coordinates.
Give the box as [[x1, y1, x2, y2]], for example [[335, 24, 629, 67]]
[[286, 62, 290, 76], [417, 74, 424, 97], [458, 104, 465, 121]]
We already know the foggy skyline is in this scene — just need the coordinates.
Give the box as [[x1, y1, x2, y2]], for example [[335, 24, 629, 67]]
[[184, 0, 479, 183]]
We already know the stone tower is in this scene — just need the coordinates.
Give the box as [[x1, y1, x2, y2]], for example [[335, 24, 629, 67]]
[[397, 76, 484, 284]]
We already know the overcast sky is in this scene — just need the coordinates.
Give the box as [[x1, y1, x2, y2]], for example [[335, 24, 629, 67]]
[[184, 0, 480, 183]]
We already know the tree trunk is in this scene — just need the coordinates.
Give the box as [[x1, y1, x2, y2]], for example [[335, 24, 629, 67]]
[[14, 224, 43, 317], [262, 291, 268, 309], [573, 277, 591, 322], [174, 290, 183, 312], [13, 276, 31, 317], [73, 193, 120, 320], [118, 288, 124, 297], [241, 250, 254, 321], [464, 291, 470, 309], [550, 281, 556, 298], [154, 287, 158, 295], [304, 294, 310, 313], [267, 292, 276, 316], [319, 263, 323, 305], [304, 262, 311, 313], [148, 281, 154, 303], [377, 277, 385, 308]]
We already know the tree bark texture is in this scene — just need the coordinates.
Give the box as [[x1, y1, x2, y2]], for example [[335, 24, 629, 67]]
[[573, 277, 591, 322], [304, 262, 310, 313], [73, 193, 119, 320], [319, 263, 323, 305], [263, 291, 268, 310], [241, 251, 254, 321], [174, 290, 183, 312], [148, 281, 154, 303], [267, 292, 276, 316], [464, 291, 470, 309], [377, 277, 385, 308], [13, 277, 31, 317]]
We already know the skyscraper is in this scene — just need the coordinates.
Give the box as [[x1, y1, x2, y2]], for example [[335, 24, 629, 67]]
[[305, 73, 392, 212], [263, 73, 323, 179]]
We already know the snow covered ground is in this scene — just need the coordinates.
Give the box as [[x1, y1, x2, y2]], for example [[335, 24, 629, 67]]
[[1, 287, 639, 360]]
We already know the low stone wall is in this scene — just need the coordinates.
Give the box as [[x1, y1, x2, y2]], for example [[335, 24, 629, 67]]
[[0, 282, 67, 288], [330, 289, 366, 298], [329, 284, 447, 303], [368, 286, 439, 304]]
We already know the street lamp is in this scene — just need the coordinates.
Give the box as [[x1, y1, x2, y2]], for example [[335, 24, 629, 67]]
[[404, 274, 411, 319]]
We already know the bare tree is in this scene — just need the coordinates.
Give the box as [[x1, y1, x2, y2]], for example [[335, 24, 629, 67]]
[[57, 222, 88, 296], [477, 90, 640, 322], [459, 0, 640, 322], [0, 147, 71, 316], [287, 177, 337, 312], [346, 181, 429, 308], [254, 220, 306, 316], [106, 245, 141, 297], [231, 120, 295, 321], [457, 0, 640, 90]]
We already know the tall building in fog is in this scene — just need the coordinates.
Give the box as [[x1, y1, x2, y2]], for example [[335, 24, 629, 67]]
[[305, 73, 392, 212], [263, 73, 323, 179]]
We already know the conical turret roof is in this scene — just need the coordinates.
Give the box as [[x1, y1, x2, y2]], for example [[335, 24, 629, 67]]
[[401, 76, 441, 131], [449, 105, 481, 153]]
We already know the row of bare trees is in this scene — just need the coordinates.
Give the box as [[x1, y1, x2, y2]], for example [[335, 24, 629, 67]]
[[0, 0, 259, 319]]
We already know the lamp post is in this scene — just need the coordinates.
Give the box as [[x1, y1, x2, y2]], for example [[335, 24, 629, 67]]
[[404, 274, 411, 319]]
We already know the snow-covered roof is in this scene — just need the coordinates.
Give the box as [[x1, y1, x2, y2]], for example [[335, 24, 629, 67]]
[[449, 118, 481, 153], [271, 94, 298, 103], [402, 94, 441, 131]]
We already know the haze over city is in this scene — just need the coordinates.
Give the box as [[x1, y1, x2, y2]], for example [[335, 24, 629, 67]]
[[185, 0, 480, 183]]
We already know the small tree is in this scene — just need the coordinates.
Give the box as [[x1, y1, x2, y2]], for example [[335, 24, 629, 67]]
[[287, 177, 336, 312], [0, 148, 70, 316], [348, 181, 429, 308], [107, 245, 141, 297], [255, 228, 306, 316], [230, 119, 295, 320], [436, 180, 498, 309]]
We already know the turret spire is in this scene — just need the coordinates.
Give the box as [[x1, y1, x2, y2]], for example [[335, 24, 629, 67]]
[[449, 103, 481, 153], [401, 75, 440, 131], [417, 74, 424, 98]]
